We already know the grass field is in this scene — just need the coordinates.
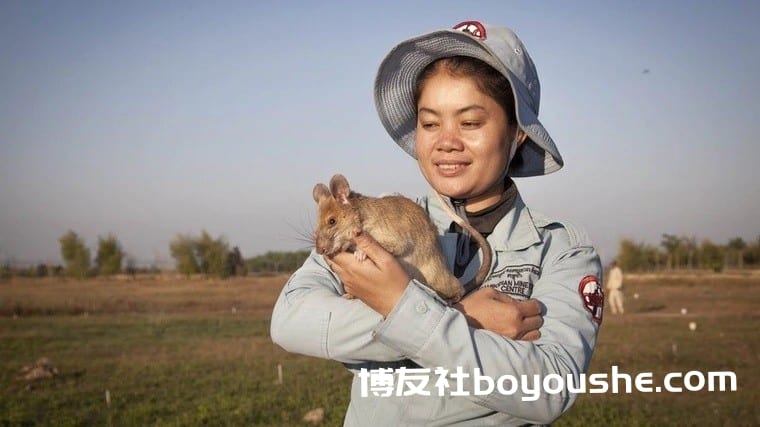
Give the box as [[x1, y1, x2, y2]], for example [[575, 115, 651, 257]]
[[1, 272, 758, 426]]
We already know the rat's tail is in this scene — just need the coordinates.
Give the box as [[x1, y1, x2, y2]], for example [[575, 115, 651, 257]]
[[433, 191, 493, 294]]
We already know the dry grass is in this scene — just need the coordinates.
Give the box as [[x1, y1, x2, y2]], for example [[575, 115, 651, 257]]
[[0, 274, 285, 317], [558, 271, 760, 425]]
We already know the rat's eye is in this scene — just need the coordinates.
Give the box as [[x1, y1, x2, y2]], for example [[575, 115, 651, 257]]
[[328, 217, 336, 226]]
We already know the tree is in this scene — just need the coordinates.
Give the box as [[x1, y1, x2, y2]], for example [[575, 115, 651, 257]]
[[660, 234, 681, 269], [35, 263, 49, 277], [170, 234, 200, 276], [683, 236, 698, 269], [169, 231, 233, 278], [726, 237, 747, 269], [227, 246, 247, 276], [698, 239, 724, 272], [59, 230, 91, 279], [95, 234, 124, 276], [617, 239, 662, 272], [195, 231, 231, 278], [617, 239, 640, 271], [744, 235, 760, 267]]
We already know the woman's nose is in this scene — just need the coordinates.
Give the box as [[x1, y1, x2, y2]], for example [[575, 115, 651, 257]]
[[436, 124, 464, 151]]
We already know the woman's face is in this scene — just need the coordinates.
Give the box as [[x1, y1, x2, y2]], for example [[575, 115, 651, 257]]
[[415, 70, 519, 212]]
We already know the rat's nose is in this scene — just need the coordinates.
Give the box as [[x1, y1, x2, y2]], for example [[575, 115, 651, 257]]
[[314, 237, 327, 255]]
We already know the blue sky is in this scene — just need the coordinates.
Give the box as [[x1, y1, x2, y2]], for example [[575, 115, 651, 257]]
[[1, 0, 758, 267]]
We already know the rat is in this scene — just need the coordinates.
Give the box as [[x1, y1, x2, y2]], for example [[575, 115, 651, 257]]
[[312, 174, 492, 303]]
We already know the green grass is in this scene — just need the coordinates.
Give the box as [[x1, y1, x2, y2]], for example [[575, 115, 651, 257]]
[[0, 273, 758, 426], [0, 312, 352, 426]]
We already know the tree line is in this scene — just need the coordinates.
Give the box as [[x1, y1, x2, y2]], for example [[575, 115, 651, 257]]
[[2, 230, 151, 280], [3, 230, 758, 279], [616, 234, 760, 272], [0, 229, 311, 280]]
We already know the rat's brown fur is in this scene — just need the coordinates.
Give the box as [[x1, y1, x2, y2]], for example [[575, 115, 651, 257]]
[[312, 174, 492, 302]]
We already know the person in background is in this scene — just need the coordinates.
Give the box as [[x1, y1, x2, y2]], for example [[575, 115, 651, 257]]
[[606, 260, 624, 314]]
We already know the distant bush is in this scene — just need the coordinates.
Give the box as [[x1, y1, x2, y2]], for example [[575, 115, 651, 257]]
[[96, 234, 124, 276], [169, 231, 247, 278], [1, 263, 12, 280], [59, 230, 91, 279], [170, 234, 200, 276], [35, 263, 49, 277], [246, 250, 310, 274]]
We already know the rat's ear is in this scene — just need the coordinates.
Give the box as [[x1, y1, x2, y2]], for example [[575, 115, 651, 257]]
[[313, 183, 331, 203], [329, 174, 351, 205]]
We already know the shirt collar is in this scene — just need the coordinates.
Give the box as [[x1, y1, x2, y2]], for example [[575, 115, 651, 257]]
[[489, 190, 541, 251]]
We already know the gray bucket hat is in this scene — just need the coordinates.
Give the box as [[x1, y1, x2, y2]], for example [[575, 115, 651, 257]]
[[374, 21, 563, 177]]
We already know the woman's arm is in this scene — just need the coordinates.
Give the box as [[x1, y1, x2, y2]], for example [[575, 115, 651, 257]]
[[269, 250, 406, 364], [271, 246, 543, 364], [329, 227, 602, 425]]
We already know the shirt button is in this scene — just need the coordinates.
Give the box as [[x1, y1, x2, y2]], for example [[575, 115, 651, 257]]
[[415, 302, 429, 314]]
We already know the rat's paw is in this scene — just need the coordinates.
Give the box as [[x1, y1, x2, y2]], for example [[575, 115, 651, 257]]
[[354, 248, 367, 262], [447, 292, 463, 305], [440, 285, 464, 304], [342, 293, 356, 300]]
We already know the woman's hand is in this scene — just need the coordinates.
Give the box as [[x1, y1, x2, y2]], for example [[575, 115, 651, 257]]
[[326, 232, 410, 317], [327, 232, 543, 340], [454, 287, 544, 341]]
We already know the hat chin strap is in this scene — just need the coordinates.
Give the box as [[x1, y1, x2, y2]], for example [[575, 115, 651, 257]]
[[503, 131, 522, 181]]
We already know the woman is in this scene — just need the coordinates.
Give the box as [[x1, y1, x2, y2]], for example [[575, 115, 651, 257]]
[[271, 21, 603, 426]]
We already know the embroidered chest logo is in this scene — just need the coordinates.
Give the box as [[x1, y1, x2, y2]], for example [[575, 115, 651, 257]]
[[483, 264, 540, 300], [579, 275, 604, 324]]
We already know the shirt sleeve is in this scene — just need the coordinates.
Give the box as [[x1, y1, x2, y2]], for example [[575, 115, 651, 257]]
[[270, 250, 406, 364], [372, 228, 602, 425]]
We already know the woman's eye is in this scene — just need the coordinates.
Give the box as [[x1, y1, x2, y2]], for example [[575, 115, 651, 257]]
[[420, 122, 438, 130], [462, 121, 481, 128]]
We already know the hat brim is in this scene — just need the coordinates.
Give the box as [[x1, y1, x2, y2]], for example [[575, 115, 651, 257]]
[[374, 29, 563, 177]]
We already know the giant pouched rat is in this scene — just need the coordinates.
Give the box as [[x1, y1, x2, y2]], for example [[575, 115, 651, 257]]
[[312, 174, 492, 303]]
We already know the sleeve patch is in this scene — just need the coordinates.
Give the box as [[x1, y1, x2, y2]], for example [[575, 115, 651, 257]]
[[579, 275, 604, 324]]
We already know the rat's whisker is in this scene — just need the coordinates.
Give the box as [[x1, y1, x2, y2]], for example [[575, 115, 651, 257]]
[[284, 216, 316, 247]]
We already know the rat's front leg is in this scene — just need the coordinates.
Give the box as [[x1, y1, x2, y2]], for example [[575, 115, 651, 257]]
[[351, 228, 368, 262]]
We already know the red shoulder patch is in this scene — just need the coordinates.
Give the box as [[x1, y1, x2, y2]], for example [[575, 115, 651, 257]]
[[453, 21, 487, 40], [579, 275, 604, 324]]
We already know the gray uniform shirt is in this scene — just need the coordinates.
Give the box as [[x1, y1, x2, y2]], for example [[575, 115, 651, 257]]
[[270, 190, 603, 426]]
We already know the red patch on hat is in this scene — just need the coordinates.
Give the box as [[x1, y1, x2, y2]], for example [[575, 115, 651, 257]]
[[453, 21, 486, 40], [579, 275, 604, 324]]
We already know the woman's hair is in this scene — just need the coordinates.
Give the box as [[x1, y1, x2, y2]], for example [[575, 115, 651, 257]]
[[414, 56, 517, 125]]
